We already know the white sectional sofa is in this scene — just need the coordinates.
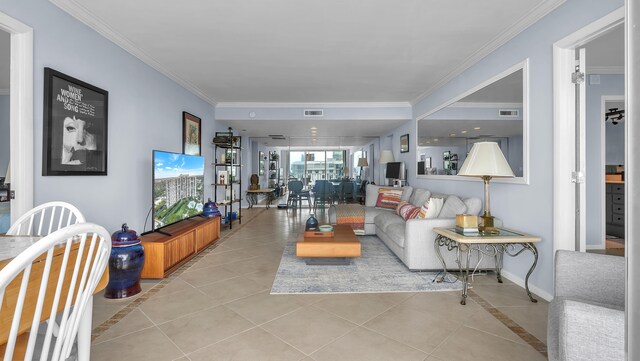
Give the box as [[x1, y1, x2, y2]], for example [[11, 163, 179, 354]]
[[330, 184, 496, 271]]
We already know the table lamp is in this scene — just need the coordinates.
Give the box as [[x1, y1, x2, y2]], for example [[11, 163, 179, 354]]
[[357, 158, 368, 179], [458, 142, 514, 234]]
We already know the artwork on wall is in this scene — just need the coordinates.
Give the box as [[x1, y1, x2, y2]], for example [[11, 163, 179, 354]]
[[400, 134, 409, 153], [182, 112, 201, 156], [43, 67, 108, 176]]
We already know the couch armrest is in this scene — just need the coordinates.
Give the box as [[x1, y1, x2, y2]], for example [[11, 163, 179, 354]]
[[404, 218, 456, 259], [548, 298, 624, 361], [554, 250, 625, 307]]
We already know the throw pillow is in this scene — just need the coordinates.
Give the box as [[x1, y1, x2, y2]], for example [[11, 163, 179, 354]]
[[417, 197, 444, 219], [409, 188, 431, 207], [376, 188, 403, 210], [438, 195, 468, 218], [398, 203, 421, 220], [395, 201, 410, 216]]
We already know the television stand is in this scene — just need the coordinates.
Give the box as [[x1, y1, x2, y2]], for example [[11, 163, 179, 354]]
[[140, 216, 220, 278]]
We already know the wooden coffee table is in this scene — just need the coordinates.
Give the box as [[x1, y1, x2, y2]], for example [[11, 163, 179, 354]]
[[296, 224, 361, 265]]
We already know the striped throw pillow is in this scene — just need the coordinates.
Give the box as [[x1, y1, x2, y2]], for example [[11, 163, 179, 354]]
[[396, 201, 421, 220], [417, 197, 444, 219], [375, 188, 403, 210]]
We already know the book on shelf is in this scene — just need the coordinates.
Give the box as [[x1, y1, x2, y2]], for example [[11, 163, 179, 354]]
[[218, 170, 228, 185]]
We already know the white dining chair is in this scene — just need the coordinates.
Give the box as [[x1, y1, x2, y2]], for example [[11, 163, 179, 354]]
[[7, 201, 85, 237], [0, 222, 111, 361]]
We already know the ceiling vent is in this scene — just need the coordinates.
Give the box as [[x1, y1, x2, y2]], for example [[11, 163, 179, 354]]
[[269, 135, 286, 140], [304, 109, 324, 117], [498, 109, 519, 117]]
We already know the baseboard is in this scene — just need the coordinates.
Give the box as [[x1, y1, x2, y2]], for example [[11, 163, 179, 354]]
[[500, 270, 553, 302]]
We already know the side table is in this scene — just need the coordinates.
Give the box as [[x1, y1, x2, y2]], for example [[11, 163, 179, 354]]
[[246, 188, 276, 209], [433, 227, 541, 305]]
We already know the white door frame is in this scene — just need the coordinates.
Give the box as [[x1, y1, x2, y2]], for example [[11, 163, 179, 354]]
[[598, 95, 625, 250], [553, 7, 624, 253], [0, 12, 33, 222]]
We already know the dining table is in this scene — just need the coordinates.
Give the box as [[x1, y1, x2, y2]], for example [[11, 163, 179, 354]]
[[0, 235, 109, 360]]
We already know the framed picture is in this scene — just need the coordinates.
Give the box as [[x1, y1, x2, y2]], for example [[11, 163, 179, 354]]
[[43, 68, 108, 176], [425, 157, 432, 168], [182, 112, 201, 156], [400, 134, 409, 153]]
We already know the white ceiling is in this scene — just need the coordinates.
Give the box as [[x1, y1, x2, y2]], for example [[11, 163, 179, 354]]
[[457, 69, 523, 104], [53, 0, 563, 105]]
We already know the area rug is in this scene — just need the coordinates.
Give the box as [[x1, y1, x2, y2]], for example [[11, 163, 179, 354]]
[[271, 236, 462, 294]]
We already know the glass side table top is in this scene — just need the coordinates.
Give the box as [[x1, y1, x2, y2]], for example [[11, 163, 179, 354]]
[[448, 227, 525, 237], [433, 227, 541, 244]]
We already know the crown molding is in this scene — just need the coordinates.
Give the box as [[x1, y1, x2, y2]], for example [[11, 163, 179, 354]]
[[49, 0, 217, 106], [449, 101, 523, 109], [0, 89, 9, 95], [410, 0, 566, 106], [587, 66, 624, 75], [215, 102, 412, 109]]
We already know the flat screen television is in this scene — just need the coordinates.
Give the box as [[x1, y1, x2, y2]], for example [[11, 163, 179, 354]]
[[386, 161, 406, 180], [152, 150, 205, 231]]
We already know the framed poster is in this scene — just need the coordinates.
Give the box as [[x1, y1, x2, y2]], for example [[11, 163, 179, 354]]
[[400, 134, 409, 153], [182, 111, 201, 156], [43, 68, 108, 176]]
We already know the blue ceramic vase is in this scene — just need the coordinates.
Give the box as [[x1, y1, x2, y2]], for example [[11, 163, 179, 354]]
[[104, 223, 145, 299], [305, 213, 319, 231], [203, 198, 221, 218]]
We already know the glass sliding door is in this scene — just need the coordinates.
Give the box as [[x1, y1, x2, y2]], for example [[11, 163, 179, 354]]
[[289, 151, 305, 181], [287, 150, 348, 186]]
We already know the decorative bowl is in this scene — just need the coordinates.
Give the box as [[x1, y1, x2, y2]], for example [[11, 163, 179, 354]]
[[319, 225, 333, 232]]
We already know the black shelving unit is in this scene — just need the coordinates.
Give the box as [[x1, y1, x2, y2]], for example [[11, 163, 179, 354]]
[[213, 127, 242, 229], [268, 151, 282, 197]]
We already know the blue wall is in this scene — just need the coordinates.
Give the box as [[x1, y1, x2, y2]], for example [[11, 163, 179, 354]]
[[0, 95, 8, 178], [585, 74, 624, 247], [0, 0, 216, 232], [405, 0, 624, 296]]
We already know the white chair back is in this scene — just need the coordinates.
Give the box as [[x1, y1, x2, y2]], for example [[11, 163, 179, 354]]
[[7, 202, 85, 236], [0, 222, 111, 361]]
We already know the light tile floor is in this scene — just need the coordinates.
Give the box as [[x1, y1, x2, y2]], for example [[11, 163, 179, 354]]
[[91, 207, 548, 361]]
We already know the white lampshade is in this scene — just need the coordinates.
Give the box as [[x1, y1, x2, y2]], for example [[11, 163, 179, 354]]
[[357, 158, 369, 167], [458, 142, 514, 178], [379, 150, 394, 164]]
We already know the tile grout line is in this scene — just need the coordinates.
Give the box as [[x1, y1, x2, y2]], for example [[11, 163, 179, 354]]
[[91, 208, 267, 342], [467, 289, 548, 357]]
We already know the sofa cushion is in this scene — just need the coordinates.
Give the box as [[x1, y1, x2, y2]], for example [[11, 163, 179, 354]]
[[375, 188, 403, 209], [365, 207, 392, 224], [409, 188, 431, 207], [400, 186, 413, 202], [395, 201, 420, 220], [417, 197, 444, 219], [385, 223, 406, 248], [374, 212, 404, 232], [463, 197, 482, 215], [439, 195, 467, 218]]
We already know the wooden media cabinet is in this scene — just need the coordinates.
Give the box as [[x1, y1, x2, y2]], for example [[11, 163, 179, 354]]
[[140, 216, 220, 278]]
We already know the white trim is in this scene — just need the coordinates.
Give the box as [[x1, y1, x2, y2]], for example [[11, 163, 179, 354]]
[[500, 269, 553, 302], [50, 0, 217, 106], [601, 95, 624, 250], [410, 0, 565, 105], [0, 89, 9, 95], [448, 102, 523, 109], [552, 7, 624, 255], [215, 102, 412, 109], [415, 59, 530, 185], [0, 12, 34, 223], [587, 65, 624, 75]]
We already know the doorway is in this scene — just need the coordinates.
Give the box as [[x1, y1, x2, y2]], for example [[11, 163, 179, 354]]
[[0, 11, 33, 225], [552, 7, 624, 253]]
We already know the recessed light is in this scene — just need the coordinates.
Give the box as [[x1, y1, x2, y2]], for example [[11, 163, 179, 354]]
[[310, 127, 317, 130], [434, 138, 439, 141], [474, 127, 481, 130], [248, 111, 256, 118], [426, 141, 431, 144], [450, 133, 456, 137], [461, 130, 467, 134]]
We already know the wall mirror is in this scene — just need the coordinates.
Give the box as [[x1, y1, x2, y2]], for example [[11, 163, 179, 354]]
[[416, 60, 529, 183]]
